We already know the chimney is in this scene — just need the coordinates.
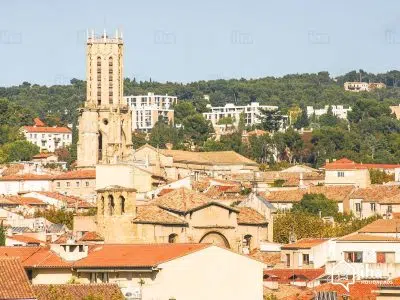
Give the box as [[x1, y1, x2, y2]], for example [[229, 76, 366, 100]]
[[165, 143, 173, 150], [325, 159, 330, 163]]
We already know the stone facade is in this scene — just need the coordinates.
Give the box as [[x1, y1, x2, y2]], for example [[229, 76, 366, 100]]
[[77, 31, 133, 168]]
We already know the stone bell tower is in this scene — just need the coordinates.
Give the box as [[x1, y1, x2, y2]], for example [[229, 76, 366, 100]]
[[77, 30, 133, 168]]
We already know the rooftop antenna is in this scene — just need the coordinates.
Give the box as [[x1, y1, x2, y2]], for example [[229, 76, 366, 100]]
[[115, 28, 119, 39], [103, 28, 107, 41]]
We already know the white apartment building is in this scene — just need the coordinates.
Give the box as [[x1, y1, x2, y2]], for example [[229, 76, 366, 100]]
[[21, 126, 72, 152], [203, 102, 278, 127], [124, 92, 177, 132], [306, 105, 352, 119]]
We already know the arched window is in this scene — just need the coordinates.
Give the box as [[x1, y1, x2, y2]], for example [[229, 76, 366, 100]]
[[108, 57, 113, 104], [168, 233, 178, 243], [97, 57, 102, 105], [119, 196, 125, 214], [108, 195, 115, 216]]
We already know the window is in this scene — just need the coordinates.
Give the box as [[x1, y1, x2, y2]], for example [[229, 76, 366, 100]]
[[303, 254, 310, 265], [168, 233, 178, 243], [41, 141, 46, 146], [388, 205, 393, 213], [377, 252, 395, 263], [286, 254, 291, 267], [355, 203, 361, 212], [56, 182, 60, 188], [79, 245, 84, 252], [85, 181, 89, 187], [66, 182, 70, 187], [344, 252, 363, 263], [75, 181, 80, 187], [337, 171, 345, 177], [370, 203, 376, 212]]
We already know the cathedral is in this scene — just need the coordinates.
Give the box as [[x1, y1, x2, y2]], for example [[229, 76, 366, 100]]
[[77, 30, 132, 168], [74, 31, 271, 252]]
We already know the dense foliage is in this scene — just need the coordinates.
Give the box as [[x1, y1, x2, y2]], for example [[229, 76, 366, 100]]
[[273, 212, 381, 244], [292, 193, 339, 217], [1, 70, 400, 166]]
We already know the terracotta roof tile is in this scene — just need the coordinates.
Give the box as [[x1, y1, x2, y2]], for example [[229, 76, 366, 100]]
[[6, 196, 47, 206], [237, 207, 268, 225], [133, 205, 188, 225], [264, 268, 325, 284], [23, 126, 71, 133], [32, 153, 56, 159], [262, 186, 354, 203], [324, 157, 400, 171], [54, 169, 95, 180], [34, 192, 94, 208], [0, 247, 71, 268], [281, 238, 329, 249], [0, 258, 35, 299], [7, 235, 46, 245], [0, 174, 54, 181], [33, 118, 45, 127], [358, 219, 400, 233], [159, 149, 258, 166], [351, 185, 400, 204], [79, 232, 104, 242], [32, 283, 123, 300], [74, 243, 210, 268], [313, 282, 378, 299], [153, 187, 211, 213], [249, 249, 280, 266], [158, 188, 175, 196], [338, 233, 400, 242]]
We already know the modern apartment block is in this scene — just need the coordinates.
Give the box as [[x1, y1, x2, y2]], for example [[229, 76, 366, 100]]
[[203, 102, 278, 128], [124, 93, 177, 132], [306, 105, 352, 119]]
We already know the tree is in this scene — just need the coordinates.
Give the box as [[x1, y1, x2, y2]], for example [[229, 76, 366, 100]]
[[319, 105, 339, 127], [132, 131, 148, 149], [0, 140, 39, 163], [0, 221, 5, 246], [259, 108, 283, 132], [173, 102, 196, 124], [182, 114, 213, 147], [149, 121, 183, 149], [294, 108, 309, 129], [292, 193, 339, 217], [369, 169, 394, 184]]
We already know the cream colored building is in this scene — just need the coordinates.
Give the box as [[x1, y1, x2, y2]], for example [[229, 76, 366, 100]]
[[344, 81, 386, 92], [0, 243, 264, 300], [324, 158, 371, 188], [390, 104, 400, 119], [77, 30, 133, 168], [133, 144, 259, 181]]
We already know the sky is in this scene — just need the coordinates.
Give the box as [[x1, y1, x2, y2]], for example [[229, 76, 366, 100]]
[[1, 0, 400, 86]]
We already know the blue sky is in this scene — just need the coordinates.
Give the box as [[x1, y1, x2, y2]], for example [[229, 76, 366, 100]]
[[1, 0, 400, 86]]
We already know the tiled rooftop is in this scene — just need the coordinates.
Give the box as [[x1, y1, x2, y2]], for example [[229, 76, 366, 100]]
[[281, 238, 329, 249], [133, 205, 188, 225], [237, 207, 268, 225], [0, 258, 35, 299], [358, 219, 400, 233], [23, 126, 71, 133]]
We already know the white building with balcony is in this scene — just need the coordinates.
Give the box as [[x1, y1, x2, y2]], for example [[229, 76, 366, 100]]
[[306, 105, 352, 119], [21, 126, 72, 152], [124, 93, 177, 132], [203, 102, 278, 128]]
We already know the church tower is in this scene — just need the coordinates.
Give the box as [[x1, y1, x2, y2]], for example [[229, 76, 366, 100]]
[[77, 30, 133, 168]]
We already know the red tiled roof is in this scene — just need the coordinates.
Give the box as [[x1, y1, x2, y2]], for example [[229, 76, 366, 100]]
[[281, 238, 329, 249], [313, 282, 378, 299], [34, 192, 94, 208], [133, 205, 188, 225], [338, 233, 400, 242], [33, 118, 45, 127], [237, 207, 268, 225], [350, 185, 400, 204], [23, 126, 71, 133], [0, 258, 35, 299], [54, 169, 95, 180], [0, 174, 54, 181], [79, 232, 104, 242], [6, 196, 47, 206], [358, 219, 400, 233], [7, 235, 46, 245], [325, 157, 400, 170], [264, 268, 325, 284], [32, 153, 56, 159], [0, 247, 71, 268], [74, 243, 210, 268], [158, 188, 175, 196], [32, 284, 123, 300]]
